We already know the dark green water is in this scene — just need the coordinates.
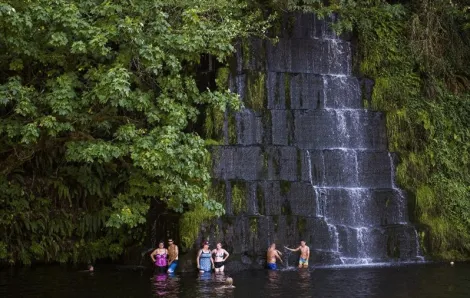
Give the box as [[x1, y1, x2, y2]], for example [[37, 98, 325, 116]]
[[1, 263, 469, 297]]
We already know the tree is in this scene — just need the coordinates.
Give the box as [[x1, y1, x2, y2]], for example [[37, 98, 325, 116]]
[[0, 0, 269, 264]]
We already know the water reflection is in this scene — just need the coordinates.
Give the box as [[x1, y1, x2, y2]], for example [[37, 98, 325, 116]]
[[151, 273, 180, 297], [297, 269, 311, 297], [4, 263, 470, 298], [266, 270, 282, 297]]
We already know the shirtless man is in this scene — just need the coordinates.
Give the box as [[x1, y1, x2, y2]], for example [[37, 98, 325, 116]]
[[266, 243, 283, 270], [285, 240, 310, 268], [167, 238, 179, 273]]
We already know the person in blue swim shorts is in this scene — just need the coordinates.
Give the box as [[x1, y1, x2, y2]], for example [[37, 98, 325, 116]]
[[266, 243, 283, 270], [285, 240, 310, 268], [167, 238, 179, 273]]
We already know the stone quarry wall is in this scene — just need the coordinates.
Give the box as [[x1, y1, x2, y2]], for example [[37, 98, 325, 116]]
[[197, 13, 421, 270]]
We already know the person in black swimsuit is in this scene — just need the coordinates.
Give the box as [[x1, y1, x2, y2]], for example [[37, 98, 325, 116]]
[[212, 242, 230, 272]]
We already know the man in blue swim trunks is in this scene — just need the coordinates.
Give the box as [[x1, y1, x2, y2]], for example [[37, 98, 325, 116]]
[[167, 239, 179, 273], [285, 240, 310, 268], [266, 243, 283, 270]]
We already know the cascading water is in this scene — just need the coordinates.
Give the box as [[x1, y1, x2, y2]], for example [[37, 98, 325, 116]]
[[210, 12, 424, 266]]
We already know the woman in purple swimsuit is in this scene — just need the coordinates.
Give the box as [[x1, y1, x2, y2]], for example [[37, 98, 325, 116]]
[[150, 241, 168, 273]]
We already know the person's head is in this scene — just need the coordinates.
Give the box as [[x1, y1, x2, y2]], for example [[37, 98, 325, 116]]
[[225, 277, 233, 286], [168, 238, 174, 246], [158, 241, 164, 248], [88, 264, 94, 272], [216, 242, 222, 249], [300, 240, 306, 247], [202, 241, 209, 249], [270, 243, 276, 249]]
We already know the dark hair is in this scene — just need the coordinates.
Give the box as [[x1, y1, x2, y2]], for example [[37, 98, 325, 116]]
[[158, 240, 164, 245], [203, 241, 209, 246]]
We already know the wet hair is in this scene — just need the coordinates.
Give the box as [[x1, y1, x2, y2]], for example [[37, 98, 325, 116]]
[[202, 241, 209, 246], [158, 240, 164, 245], [225, 277, 233, 286]]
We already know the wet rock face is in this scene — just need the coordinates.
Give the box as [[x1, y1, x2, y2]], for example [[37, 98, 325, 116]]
[[207, 12, 422, 266]]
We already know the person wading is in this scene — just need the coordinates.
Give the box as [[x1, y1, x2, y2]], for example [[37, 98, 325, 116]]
[[167, 238, 179, 273], [285, 240, 310, 268], [197, 241, 214, 273], [150, 241, 168, 273], [212, 242, 230, 272], [266, 243, 283, 270]]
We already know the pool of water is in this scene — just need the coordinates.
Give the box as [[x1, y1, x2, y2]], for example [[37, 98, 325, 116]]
[[1, 262, 469, 297]]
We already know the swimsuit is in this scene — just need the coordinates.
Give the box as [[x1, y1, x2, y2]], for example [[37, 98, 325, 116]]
[[214, 250, 225, 268], [267, 263, 277, 270], [155, 252, 168, 267], [154, 252, 167, 273], [299, 257, 308, 267], [168, 260, 178, 273], [199, 250, 212, 272]]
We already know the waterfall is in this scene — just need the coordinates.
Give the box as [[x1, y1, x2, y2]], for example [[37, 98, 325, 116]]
[[306, 150, 323, 218], [211, 12, 423, 266]]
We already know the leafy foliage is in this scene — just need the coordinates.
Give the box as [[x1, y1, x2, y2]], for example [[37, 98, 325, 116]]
[[0, 0, 270, 264]]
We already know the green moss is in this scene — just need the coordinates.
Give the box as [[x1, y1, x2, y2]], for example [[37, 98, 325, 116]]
[[286, 111, 293, 145], [203, 107, 225, 140], [280, 181, 291, 196], [228, 113, 237, 144], [261, 150, 269, 179], [256, 184, 265, 215], [249, 217, 258, 234], [284, 72, 291, 109], [272, 153, 280, 177], [231, 182, 247, 215], [180, 205, 215, 249], [208, 181, 226, 208], [246, 72, 266, 112], [297, 217, 307, 234], [216, 67, 230, 90], [241, 39, 251, 70]]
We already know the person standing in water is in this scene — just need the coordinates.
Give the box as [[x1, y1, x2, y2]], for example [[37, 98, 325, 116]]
[[197, 241, 214, 273], [150, 241, 168, 273], [266, 243, 283, 270], [285, 240, 310, 268], [212, 242, 230, 272], [167, 238, 179, 273]]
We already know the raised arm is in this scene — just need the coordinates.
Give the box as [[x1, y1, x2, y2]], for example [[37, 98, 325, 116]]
[[275, 251, 283, 263], [284, 246, 300, 252], [307, 247, 310, 260]]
